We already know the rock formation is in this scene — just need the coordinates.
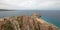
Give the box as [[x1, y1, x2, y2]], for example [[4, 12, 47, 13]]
[[0, 14, 60, 30]]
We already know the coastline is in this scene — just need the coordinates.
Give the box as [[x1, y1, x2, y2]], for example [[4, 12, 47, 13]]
[[40, 18, 60, 29], [0, 15, 60, 30]]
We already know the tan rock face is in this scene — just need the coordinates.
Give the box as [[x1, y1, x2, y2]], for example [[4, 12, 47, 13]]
[[0, 15, 60, 30]]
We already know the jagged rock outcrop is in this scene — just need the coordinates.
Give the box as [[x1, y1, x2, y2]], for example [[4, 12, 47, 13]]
[[0, 14, 60, 30]]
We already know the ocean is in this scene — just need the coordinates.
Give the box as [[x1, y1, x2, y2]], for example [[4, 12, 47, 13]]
[[0, 10, 60, 28]]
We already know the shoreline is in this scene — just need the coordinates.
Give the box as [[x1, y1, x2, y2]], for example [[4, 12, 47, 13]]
[[40, 18, 60, 29], [0, 15, 60, 30]]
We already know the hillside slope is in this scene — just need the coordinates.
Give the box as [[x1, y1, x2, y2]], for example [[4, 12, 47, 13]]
[[0, 14, 60, 30]]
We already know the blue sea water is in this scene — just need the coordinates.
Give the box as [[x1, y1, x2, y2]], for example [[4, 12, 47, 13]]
[[0, 10, 60, 28], [41, 16, 60, 28]]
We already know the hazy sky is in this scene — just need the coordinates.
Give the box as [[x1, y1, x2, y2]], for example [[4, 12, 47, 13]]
[[0, 0, 60, 10]]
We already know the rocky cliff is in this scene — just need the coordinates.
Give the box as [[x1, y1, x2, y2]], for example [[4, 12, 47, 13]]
[[0, 14, 60, 30]]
